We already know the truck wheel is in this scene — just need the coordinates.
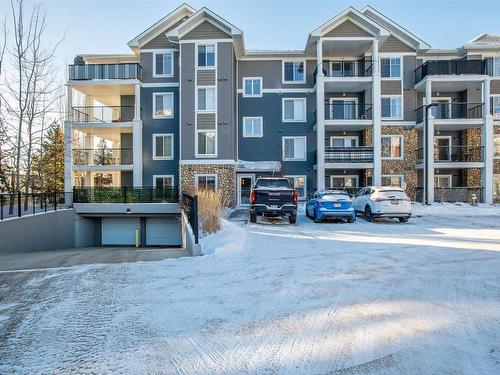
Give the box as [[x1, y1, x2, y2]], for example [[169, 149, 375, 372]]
[[250, 213, 257, 223], [399, 217, 409, 223], [289, 213, 297, 224]]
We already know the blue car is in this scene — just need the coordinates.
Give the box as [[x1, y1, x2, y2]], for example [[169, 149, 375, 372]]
[[306, 190, 356, 223]]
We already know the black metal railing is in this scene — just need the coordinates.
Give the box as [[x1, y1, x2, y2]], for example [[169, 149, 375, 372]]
[[417, 146, 484, 162], [324, 60, 373, 77], [181, 192, 199, 244], [325, 146, 374, 163], [415, 59, 486, 83], [415, 103, 484, 123], [73, 187, 178, 204], [72, 106, 135, 123], [324, 103, 373, 120], [73, 148, 133, 166], [68, 63, 142, 80], [0, 192, 70, 220], [416, 187, 483, 203]]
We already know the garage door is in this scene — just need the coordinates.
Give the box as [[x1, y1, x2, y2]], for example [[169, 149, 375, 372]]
[[146, 217, 182, 246], [101, 217, 139, 246]]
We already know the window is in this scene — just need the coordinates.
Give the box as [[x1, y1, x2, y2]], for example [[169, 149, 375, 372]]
[[381, 175, 403, 187], [196, 174, 217, 191], [434, 175, 452, 188], [153, 93, 174, 118], [494, 57, 500, 77], [381, 57, 401, 78], [243, 117, 263, 137], [492, 96, 500, 117], [381, 135, 403, 159], [283, 61, 305, 83], [494, 175, 500, 202], [197, 131, 216, 156], [197, 44, 216, 67], [329, 98, 357, 120], [152, 134, 174, 160], [282, 137, 306, 161], [495, 134, 500, 159], [243, 77, 262, 97], [153, 51, 173, 77], [381, 96, 402, 119], [282, 98, 306, 122], [330, 175, 358, 188], [285, 175, 306, 199], [330, 136, 358, 147], [330, 61, 357, 77], [153, 175, 174, 189], [197, 87, 216, 111]]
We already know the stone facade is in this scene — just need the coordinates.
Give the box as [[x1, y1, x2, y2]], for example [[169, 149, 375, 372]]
[[461, 128, 483, 187], [180, 164, 237, 207]]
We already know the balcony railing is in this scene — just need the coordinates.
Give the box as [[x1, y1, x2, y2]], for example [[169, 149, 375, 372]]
[[415, 59, 486, 83], [73, 187, 178, 204], [73, 148, 133, 166], [68, 63, 142, 80], [325, 146, 374, 163], [324, 186, 364, 197], [314, 60, 373, 84], [415, 103, 483, 123], [324, 103, 372, 120], [417, 146, 484, 163], [416, 187, 483, 203], [72, 106, 135, 123]]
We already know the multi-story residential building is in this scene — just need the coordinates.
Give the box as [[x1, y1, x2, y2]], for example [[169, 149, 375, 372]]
[[64, 4, 500, 208]]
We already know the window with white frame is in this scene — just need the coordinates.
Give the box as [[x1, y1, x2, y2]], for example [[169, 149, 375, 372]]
[[282, 98, 306, 122], [283, 61, 305, 83], [381, 96, 402, 119], [197, 44, 216, 67], [197, 87, 216, 111], [153, 134, 174, 160], [381, 57, 401, 78], [153, 175, 174, 189], [243, 117, 263, 137], [282, 136, 306, 161], [492, 96, 500, 117], [243, 77, 262, 97], [153, 92, 174, 118], [196, 174, 217, 191], [381, 175, 403, 187], [494, 134, 500, 159], [381, 135, 403, 159], [494, 56, 500, 77], [153, 51, 174, 77], [434, 175, 452, 188], [197, 131, 216, 156], [285, 175, 306, 198]]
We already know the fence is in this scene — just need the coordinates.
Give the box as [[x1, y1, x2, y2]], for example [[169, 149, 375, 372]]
[[0, 192, 70, 220], [73, 187, 178, 204], [181, 193, 199, 244]]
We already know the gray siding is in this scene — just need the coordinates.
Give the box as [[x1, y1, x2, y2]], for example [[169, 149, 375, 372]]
[[180, 43, 196, 159], [197, 69, 216, 86], [217, 42, 236, 160], [403, 56, 416, 90], [491, 80, 500, 95], [381, 80, 402, 95], [325, 20, 372, 38], [140, 51, 179, 83], [142, 18, 186, 49], [404, 89, 416, 121], [182, 20, 231, 40], [197, 112, 216, 129], [379, 35, 415, 53], [238, 60, 315, 89]]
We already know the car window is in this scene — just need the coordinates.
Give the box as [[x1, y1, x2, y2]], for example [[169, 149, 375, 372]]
[[355, 188, 364, 197], [379, 190, 407, 199], [255, 179, 290, 188], [364, 189, 372, 196], [322, 194, 350, 201]]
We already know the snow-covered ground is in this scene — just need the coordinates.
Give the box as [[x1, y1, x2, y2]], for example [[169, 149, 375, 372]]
[[1, 204, 500, 374]]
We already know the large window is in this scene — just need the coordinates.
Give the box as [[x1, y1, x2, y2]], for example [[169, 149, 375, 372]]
[[283, 61, 305, 83], [381, 135, 403, 159], [434, 175, 452, 188], [494, 134, 500, 159], [494, 175, 500, 203], [492, 96, 500, 117], [381, 57, 401, 78], [381, 175, 403, 187], [153, 92, 174, 118], [153, 175, 174, 189], [282, 136, 306, 161], [196, 174, 217, 191], [381, 96, 402, 119], [243, 117, 263, 137], [197, 44, 216, 67], [153, 134, 174, 160], [243, 77, 262, 97], [153, 51, 173, 77], [494, 56, 500, 77], [197, 131, 216, 156], [282, 98, 306, 122], [197, 87, 216, 111], [285, 175, 306, 199]]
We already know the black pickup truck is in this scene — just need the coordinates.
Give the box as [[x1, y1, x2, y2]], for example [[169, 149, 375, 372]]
[[249, 178, 298, 224]]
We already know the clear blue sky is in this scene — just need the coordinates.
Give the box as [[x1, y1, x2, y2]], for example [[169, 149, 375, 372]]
[[1, 0, 499, 80]]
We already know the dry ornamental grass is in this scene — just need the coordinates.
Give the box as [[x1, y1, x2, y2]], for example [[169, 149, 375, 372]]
[[196, 189, 229, 234]]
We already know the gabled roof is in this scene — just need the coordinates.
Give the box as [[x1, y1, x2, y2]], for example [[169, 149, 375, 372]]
[[464, 33, 500, 50], [127, 3, 196, 52], [361, 6, 430, 50]]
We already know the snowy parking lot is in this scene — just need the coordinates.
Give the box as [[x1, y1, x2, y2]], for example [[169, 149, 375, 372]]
[[1, 204, 500, 374]]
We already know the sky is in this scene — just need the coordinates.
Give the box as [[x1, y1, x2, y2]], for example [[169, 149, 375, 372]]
[[1, 0, 499, 82]]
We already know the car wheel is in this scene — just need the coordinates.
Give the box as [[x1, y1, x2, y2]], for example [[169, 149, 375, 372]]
[[347, 217, 355, 223], [399, 217, 409, 223], [365, 205, 373, 222], [289, 213, 297, 224], [250, 212, 257, 223]]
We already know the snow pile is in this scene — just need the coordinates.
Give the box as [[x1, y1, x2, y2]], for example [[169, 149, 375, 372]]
[[199, 219, 246, 255], [411, 202, 500, 217], [237, 160, 281, 172]]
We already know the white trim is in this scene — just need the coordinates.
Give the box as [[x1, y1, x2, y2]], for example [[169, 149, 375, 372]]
[[379, 52, 416, 57], [242, 116, 263, 138], [152, 92, 174, 119], [195, 42, 217, 69], [142, 82, 180, 88], [282, 59, 306, 84], [179, 38, 233, 44], [195, 173, 218, 191], [329, 135, 359, 147], [434, 174, 453, 188], [434, 135, 453, 161], [237, 88, 314, 94], [381, 134, 404, 160], [140, 48, 179, 53], [242, 77, 263, 97], [328, 97, 358, 120], [284, 175, 307, 199], [282, 97, 307, 122], [237, 174, 255, 207], [381, 174, 404, 188], [180, 159, 235, 165], [494, 133, 500, 159], [152, 133, 174, 160], [329, 175, 359, 188], [282, 136, 307, 161], [152, 174, 175, 188], [152, 50, 174, 78], [195, 86, 217, 112], [381, 95, 404, 120], [380, 56, 402, 79], [491, 95, 500, 118]]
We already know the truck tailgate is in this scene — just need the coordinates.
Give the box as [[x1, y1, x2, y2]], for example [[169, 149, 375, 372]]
[[254, 189, 295, 206]]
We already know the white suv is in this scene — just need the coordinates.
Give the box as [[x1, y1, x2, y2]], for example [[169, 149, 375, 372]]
[[352, 186, 411, 222]]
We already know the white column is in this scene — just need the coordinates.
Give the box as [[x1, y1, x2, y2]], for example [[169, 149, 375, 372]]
[[371, 39, 381, 186], [133, 83, 143, 187], [482, 78, 493, 204], [316, 39, 326, 190], [64, 84, 73, 203], [424, 79, 434, 204]]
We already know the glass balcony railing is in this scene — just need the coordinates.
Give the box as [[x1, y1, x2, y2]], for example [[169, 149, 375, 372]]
[[415, 59, 486, 83], [69, 63, 142, 80], [72, 106, 135, 123], [73, 148, 133, 166], [415, 102, 483, 123]]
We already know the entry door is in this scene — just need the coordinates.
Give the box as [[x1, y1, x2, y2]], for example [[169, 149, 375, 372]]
[[330, 137, 358, 147], [330, 176, 358, 188], [434, 137, 452, 161], [330, 99, 357, 120], [238, 174, 254, 207]]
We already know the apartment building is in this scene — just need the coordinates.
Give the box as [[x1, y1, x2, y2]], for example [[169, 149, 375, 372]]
[[64, 4, 500, 207]]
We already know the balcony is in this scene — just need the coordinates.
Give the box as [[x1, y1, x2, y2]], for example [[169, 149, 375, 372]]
[[417, 146, 484, 163], [415, 59, 486, 83], [325, 146, 374, 163], [72, 106, 135, 123], [73, 187, 178, 204], [415, 102, 483, 123], [68, 63, 142, 81], [314, 60, 373, 91], [324, 102, 372, 121], [73, 148, 133, 166]]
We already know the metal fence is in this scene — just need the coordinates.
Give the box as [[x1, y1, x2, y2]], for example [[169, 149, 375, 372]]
[[181, 193, 199, 244], [416, 187, 483, 203], [73, 187, 178, 204], [0, 192, 70, 220]]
